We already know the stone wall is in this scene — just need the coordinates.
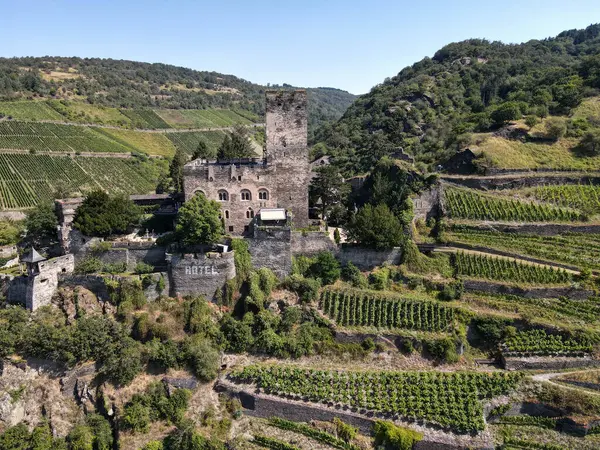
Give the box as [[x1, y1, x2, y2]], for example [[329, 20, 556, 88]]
[[442, 173, 600, 190], [501, 355, 600, 370], [59, 275, 111, 302], [462, 222, 600, 236], [2, 275, 27, 305], [249, 227, 292, 278], [168, 251, 236, 300], [463, 279, 593, 300], [338, 245, 402, 270], [290, 231, 336, 256], [73, 242, 167, 272], [413, 184, 441, 221], [27, 254, 75, 311]]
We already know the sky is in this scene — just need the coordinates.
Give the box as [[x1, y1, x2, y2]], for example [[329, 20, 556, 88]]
[[2, 0, 600, 95]]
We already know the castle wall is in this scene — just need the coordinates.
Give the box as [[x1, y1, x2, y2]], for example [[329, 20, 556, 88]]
[[249, 227, 292, 278], [1, 275, 27, 305], [26, 254, 75, 311], [290, 231, 336, 256], [168, 251, 236, 301]]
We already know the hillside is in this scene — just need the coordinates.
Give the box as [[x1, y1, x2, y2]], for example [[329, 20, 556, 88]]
[[315, 24, 600, 175], [0, 56, 356, 138]]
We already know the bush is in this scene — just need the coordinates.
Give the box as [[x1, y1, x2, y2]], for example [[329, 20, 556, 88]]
[[183, 336, 220, 382], [426, 337, 459, 363], [524, 115, 539, 129], [333, 417, 357, 443], [361, 337, 376, 351], [346, 204, 405, 250], [67, 425, 94, 450], [282, 274, 321, 303], [341, 262, 368, 288], [257, 267, 278, 296], [577, 129, 600, 155], [220, 315, 254, 353], [86, 414, 113, 450], [544, 117, 567, 140], [373, 420, 423, 450], [135, 262, 154, 274], [309, 251, 341, 285], [369, 267, 390, 290], [490, 102, 522, 125], [292, 255, 316, 276], [75, 257, 103, 274]]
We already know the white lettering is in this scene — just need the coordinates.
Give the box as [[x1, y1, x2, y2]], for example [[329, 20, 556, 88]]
[[183, 265, 220, 276]]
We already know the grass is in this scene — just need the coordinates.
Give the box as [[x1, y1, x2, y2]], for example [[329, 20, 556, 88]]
[[0, 101, 64, 121], [474, 135, 600, 171], [98, 128, 176, 156], [57, 101, 132, 126]]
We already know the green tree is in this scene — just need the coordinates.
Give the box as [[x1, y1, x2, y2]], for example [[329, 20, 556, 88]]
[[175, 193, 223, 246], [346, 204, 405, 250], [309, 165, 350, 220], [22, 203, 58, 248], [524, 115, 539, 129], [183, 335, 220, 382], [577, 130, 600, 155], [0, 424, 31, 450], [67, 425, 94, 450], [0, 219, 22, 246], [217, 125, 254, 159], [192, 140, 213, 160], [490, 102, 522, 126], [170, 148, 188, 193], [333, 228, 341, 245], [73, 190, 141, 237], [309, 251, 341, 285], [30, 422, 53, 450], [86, 414, 113, 450]]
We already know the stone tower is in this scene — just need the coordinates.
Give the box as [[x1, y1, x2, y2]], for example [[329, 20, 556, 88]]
[[265, 90, 310, 228]]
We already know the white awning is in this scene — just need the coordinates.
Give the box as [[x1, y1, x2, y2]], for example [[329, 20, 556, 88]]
[[260, 208, 286, 221]]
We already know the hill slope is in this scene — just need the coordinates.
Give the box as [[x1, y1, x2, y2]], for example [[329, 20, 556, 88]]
[[0, 56, 355, 136], [315, 24, 600, 174]]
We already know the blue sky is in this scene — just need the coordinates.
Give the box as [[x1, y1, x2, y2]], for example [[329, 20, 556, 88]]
[[2, 0, 600, 94]]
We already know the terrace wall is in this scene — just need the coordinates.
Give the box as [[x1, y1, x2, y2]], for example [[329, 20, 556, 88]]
[[462, 279, 594, 300]]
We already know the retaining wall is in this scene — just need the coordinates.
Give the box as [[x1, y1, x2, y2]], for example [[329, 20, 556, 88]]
[[461, 222, 600, 236], [249, 227, 292, 278], [290, 231, 336, 256], [463, 279, 594, 300], [501, 355, 600, 370], [441, 173, 600, 190], [338, 245, 402, 270]]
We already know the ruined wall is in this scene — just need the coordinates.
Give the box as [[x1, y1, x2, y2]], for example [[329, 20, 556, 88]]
[[2, 275, 27, 305], [59, 275, 111, 302], [168, 251, 236, 301], [412, 184, 441, 221], [337, 245, 403, 270], [26, 254, 75, 311], [290, 231, 336, 256], [249, 228, 292, 278], [463, 279, 593, 300]]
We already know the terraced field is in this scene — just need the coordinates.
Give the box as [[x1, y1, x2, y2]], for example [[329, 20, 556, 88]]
[[119, 109, 171, 129], [155, 108, 256, 128], [0, 101, 64, 121], [0, 153, 164, 209], [165, 130, 227, 155], [96, 128, 176, 156]]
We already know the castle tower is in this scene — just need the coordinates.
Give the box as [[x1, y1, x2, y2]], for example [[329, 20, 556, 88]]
[[265, 90, 310, 228]]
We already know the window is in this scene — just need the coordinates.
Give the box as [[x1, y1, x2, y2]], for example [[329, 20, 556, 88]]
[[238, 175, 242, 181], [244, 225, 249, 233], [194, 189, 206, 197], [258, 189, 269, 200], [225, 210, 230, 219], [228, 226, 234, 232], [218, 190, 229, 201], [246, 208, 254, 219], [240, 190, 252, 201]]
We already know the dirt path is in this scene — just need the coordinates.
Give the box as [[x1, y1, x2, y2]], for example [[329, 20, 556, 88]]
[[531, 370, 600, 395]]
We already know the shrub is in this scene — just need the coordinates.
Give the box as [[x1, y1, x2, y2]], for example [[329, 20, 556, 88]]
[[135, 262, 154, 274], [373, 420, 423, 450], [361, 337, 376, 351], [544, 117, 567, 140], [369, 267, 390, 290], [86, 414, 113, 450], [183, 335, 220, 382], [341, 262, 368, 288], [333, 417, 358, 443], [426, 337, 459, 363], [309, 251, 341, 285], [577, 129, 600, 155], [491, 102, 522, 125], [282, 274, 321, 303], [524, 115, 539, 129], [220, 315, 254, 353], [257, 267, 278, 296], [67, 425, 94, 450], [75, 257, 103, 274], [292, 255, 316, 276], [334, 228, 341, 244], [346, 203, 405, 250]]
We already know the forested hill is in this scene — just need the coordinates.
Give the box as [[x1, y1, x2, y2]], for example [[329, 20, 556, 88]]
[[0, 56, 355, 136], [315, 23, 600, 175]]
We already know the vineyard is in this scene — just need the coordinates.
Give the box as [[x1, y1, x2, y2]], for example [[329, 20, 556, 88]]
[[319, 287, 458, 332], [97, 128, 176, 157], [166, 130, 227, 155], [443, 187, 583, 222], [0, 121, 131, 153], [502, 329, 593, 356], [267, 418, 360, 450], [447, 227, 600, 271], [120, 109, 171, 129], [231, 365, 524, 433], [0, 101, 64, 121], [156, 108, 256, 128], [530, 184, 600, 216], [453, 252, 573, 285], [0, 153, 162, 209]]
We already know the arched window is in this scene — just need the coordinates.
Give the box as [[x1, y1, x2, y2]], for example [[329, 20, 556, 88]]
[[246, 208, 254, 219], [218, 190, 229, 201], [258, 189, 269, 200], [240, 190, 252, 201], [225, 210, 230, 219], [193, 189, 206, 197]]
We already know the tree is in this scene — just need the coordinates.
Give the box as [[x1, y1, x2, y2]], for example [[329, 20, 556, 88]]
[[309, 165, 350, 220], [544, 117, 567, 141], [577, 130, 600, 155], [183, 335, 220, 382], [490, 102, 522, 126], [0, 218, 23, 246], [22, 203, 58, 248], [346, 204, 405, 250], [67, 425, 94, 450], [333, 228, 341, 245], [73, 190, 141, 237], [170, 148, 188, 193], [217, 125, 254, 159], [524, 115, 539, 129], [175, 193, 223, 246], [309, 251, 341, 285], [191, 140, 213, 160]]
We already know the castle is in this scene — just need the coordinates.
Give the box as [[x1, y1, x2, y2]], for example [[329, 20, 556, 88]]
[[183, 90, 311, 234]]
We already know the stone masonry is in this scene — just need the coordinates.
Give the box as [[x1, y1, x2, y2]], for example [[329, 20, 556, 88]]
[[183, 90, 310, 235]]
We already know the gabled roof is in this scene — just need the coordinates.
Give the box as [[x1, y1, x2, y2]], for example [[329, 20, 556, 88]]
[[20, 247, 46, 264]]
